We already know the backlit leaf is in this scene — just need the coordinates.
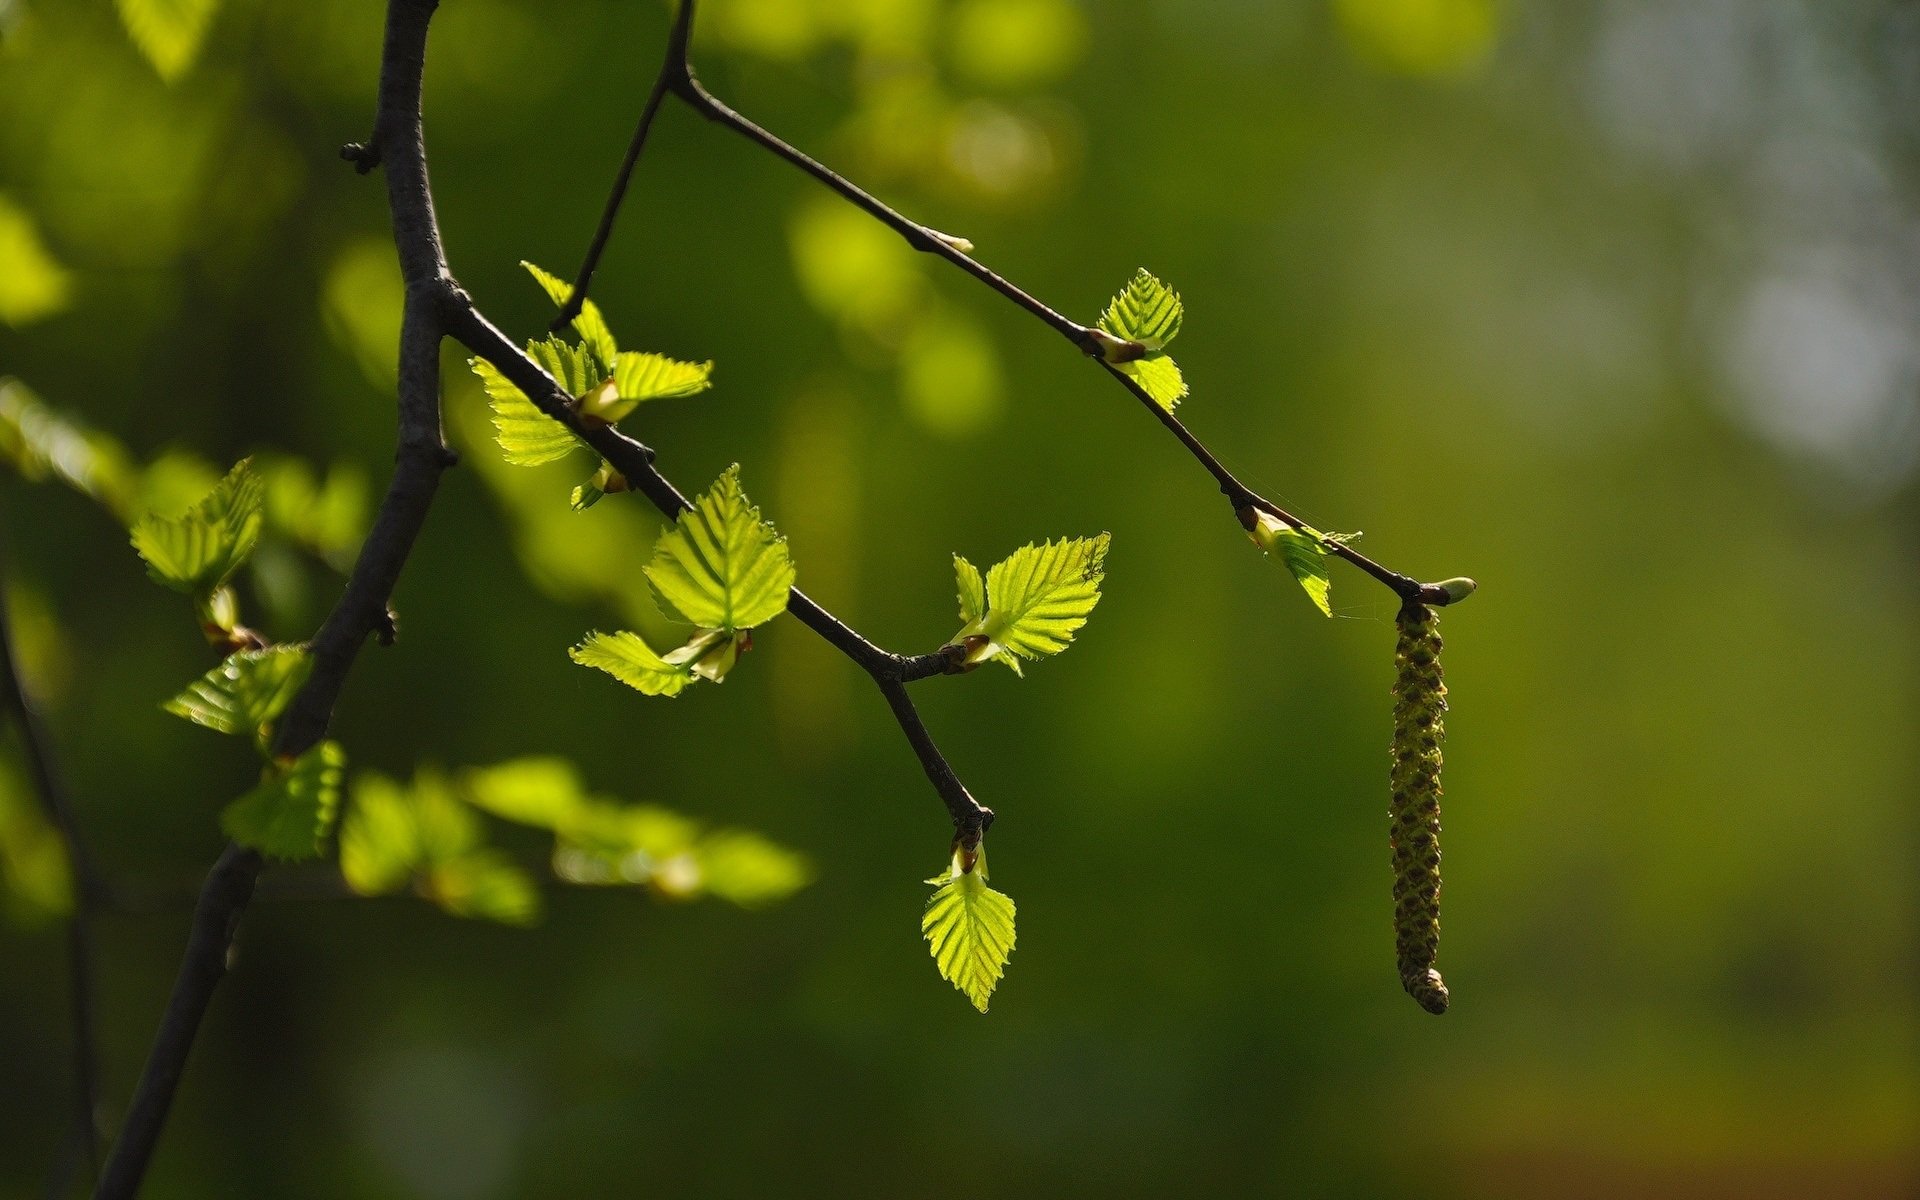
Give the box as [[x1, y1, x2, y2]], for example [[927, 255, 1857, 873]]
[[569, 630, 697, 697], [220, 741, 344, 861], [1098, 268, 1183, 350], [521, 261, 618, 370], [644, 465, 795, 632], [922, 846, 1016, 1012], [163, 645, 311, 741], [115, 0, 220, 82], [130, 458, 264, 594]]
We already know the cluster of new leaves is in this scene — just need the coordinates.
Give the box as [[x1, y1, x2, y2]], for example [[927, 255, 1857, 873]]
[[947, 534, 1109, 676], [138, 462, 345, 860], [1095, 269, 1187, 411], [572, 465, 796, 696], [339, 758, 811, 925], [470, 262, 711, 510]]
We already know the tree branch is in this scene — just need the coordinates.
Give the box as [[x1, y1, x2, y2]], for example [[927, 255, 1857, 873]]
[[553, 1, 1456, 606], [98, 3, 997, 1189], [0, 532, 104, 1186], [93, 2, 457, 1196]]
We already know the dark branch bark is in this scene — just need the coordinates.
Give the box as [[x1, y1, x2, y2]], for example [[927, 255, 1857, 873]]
[[93, 3, 456, 1196], [99, 2, 994, 1191], [0, 531, 104, 1186]]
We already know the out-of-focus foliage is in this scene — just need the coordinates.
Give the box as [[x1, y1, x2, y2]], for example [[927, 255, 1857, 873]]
[[0, 195, 73, 327], [1, 0, 1916, 1194]]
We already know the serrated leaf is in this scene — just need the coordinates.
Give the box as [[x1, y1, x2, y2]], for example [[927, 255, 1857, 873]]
[[527, 335, 599, 398], [569, 630, 697, 697], [645, 465, 795, 632], [461, 757, 587, 830], [611, 351, 713, 415], [955, 555, 985, 626], [115, 0, 221, 82], [970, 533, 1109, 668], [220, 741, 344, 861], [521, 261, 617, 370], [471, 356, 578, 467], [130, 458, 264, 594], [922, 847, 1016, 1013], [1250, 514, 1351, 618], [1117, 355, 1187, 412], [1098, 268, 1183, 350], [1274, 528, 1333, 617], [425, 849, 541, 926], [163, 645, 312, 741]]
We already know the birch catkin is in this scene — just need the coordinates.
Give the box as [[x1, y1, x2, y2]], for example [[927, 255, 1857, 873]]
[[1391, 602, 1449, 1014]]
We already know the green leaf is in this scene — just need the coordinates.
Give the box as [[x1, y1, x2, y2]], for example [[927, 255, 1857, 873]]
[[644, 465, 796, 632], [0, 195, 75, 327], [569, 630, 697, 697], [0, 380, 139, 519], [426, 849, 541, 926], [1098, 268, 1184, 351], [1117, 355, 1187, 411], [163, 645, 312, 741], [954, 555, 985, 626], [609, 351, 713, 417], [527, 335, 600, 397], [469, 338, 598, 467], [1097, 269, 1188, 411], [956, 533, 1109, 671], [114, 0, 221, 82], [130, 458, 265, 594], [339, 773, 417, 895], [460, 757, 587, 830], [922, 846, 1016, 1013], [521, 261, 618, 371], [696, 830, 813, 907], [1249, 513, 1351, 618], [220, 741, 345, 861]]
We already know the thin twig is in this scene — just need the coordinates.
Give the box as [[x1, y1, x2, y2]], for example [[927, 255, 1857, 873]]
[[0, 530, 104, 1186], [551, 4, 1453, 606], [550, 0, 696, 330]]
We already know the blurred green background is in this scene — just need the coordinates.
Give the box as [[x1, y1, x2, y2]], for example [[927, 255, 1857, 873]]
[[2, 0, 1917, 1195]]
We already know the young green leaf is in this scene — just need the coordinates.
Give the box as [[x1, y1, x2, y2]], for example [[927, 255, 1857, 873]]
[[130, 458, 265, 594], [521, 261, 618, 370], [645, 465, 796, 633], [954, 555, 985, 627], [220, 741, 345, 861], [163, 645, 312, 742], [1119, 356, 1187, 411], [950, 534, 1109, 673], [424, 849, 541, 927], [339, 772, 418, 895], [695, 830, 814, 907], [1248, 513, 1357, 618], [1099, 268, 1184, 351], [115, 0, 221, 82], [469, 336, 599, 467], [0, 380, 139, 520], [569, 630, 698, 697], [922, 846, 1016, 1013], [460, 757, 588, 830], [1097, 269, 1189, 411], [610, 351, 713, 415]]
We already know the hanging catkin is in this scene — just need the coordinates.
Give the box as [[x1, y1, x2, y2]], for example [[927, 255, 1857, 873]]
[[1391, 601, 1449, 1014]]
